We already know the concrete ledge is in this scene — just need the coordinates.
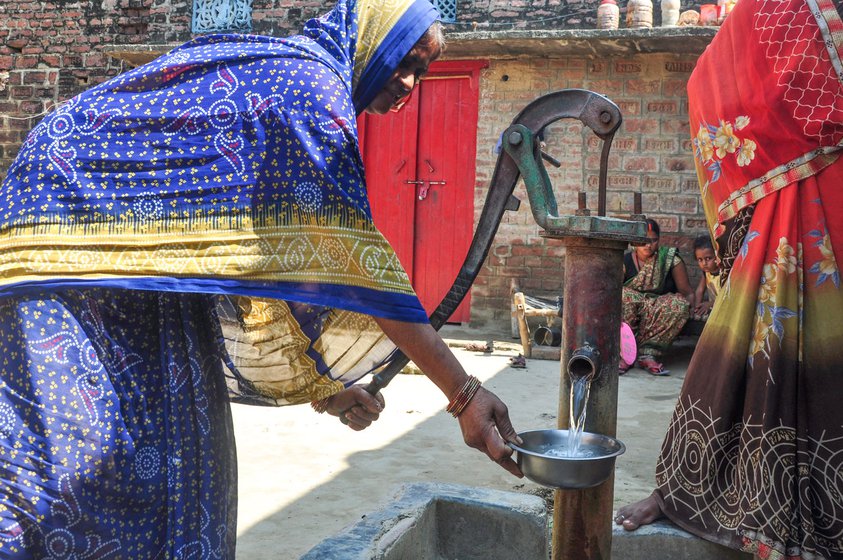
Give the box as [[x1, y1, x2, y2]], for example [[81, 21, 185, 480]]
[[612, 520, 752, 559], [444, 27, 718, 58], [301, 482, 548, 560], [104, 27, 719, 68]]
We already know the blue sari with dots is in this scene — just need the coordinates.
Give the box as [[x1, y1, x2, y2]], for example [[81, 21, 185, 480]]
[[0, 0, 438, 556]]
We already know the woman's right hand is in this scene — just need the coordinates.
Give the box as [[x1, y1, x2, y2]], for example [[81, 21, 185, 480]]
[[371, 316, 523, 477], [457, 387, 524, 478]]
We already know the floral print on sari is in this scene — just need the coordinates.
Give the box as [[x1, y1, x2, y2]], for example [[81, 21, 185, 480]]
[[694, 115, 757, 196], [749, 237, 798, 370]]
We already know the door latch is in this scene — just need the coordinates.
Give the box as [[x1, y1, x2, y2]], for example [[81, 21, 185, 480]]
[[407, 179, 446, 200], [418, 183, 430, 200], [419, 181, 446, 200], [418, 180, 446, 201], [406, 179, 426, 199]]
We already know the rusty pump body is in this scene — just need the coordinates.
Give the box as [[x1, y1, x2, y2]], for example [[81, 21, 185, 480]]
[[501, 90, 648, 560], [365, 89, 647, 559]]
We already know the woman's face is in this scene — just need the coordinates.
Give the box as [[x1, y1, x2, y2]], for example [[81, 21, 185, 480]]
[[364, 40, 441, 115], [636, 233, 659, 259]]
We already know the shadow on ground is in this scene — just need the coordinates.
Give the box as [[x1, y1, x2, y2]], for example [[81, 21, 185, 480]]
[[232, 327, 697, 559]]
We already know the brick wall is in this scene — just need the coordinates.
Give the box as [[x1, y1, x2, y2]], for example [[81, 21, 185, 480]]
[[468, 53, 704, 325], [454, 0, 592, 29], [0, 0, 331, 173], [0, 1, 133, 171]]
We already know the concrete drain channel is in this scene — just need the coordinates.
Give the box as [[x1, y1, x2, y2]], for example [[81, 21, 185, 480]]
[[301, 482, 752, 559]]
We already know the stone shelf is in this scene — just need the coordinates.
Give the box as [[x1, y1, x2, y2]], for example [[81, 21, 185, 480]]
[[104, 27, 719, 67], [442, 27, 718, 59]]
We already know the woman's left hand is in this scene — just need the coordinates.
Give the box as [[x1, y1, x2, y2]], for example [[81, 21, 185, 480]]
[[457, 387, 524, 478], [683, 293, 696, 315], [694, 300, 712, 316], [325, 386, 386, 431]]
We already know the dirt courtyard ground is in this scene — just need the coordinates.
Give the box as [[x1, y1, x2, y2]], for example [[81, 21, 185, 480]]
[[231, 328, 695, 559]]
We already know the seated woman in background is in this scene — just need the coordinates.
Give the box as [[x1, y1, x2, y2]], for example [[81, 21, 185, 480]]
[[621, 219, 694, 375]]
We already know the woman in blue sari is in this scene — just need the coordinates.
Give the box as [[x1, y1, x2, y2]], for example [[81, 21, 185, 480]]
[[0, 1, 522, 557]]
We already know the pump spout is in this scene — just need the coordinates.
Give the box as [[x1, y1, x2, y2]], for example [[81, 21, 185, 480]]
[[567, 343, 600, 381]]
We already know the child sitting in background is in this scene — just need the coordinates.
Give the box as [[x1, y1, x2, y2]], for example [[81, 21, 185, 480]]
[[692, 235, 721, 320]]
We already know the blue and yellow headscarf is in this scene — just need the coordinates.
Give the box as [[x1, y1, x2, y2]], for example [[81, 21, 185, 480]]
[[0, 0, 440, 404], [353, 0, 440, 112]]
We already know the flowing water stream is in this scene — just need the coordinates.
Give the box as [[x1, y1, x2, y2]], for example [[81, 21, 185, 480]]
[[566, 376, 592, 457]]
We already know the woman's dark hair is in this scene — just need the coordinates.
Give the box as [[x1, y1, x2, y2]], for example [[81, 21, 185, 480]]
[[693, 235, 714, 252], [645, 218, 660, 236]]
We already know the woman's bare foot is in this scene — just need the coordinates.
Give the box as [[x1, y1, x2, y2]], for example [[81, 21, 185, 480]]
[[614, 490, 665, 531]]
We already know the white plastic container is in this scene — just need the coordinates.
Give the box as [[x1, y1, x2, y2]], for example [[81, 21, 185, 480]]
[[661, 0, 680, 26], [626, 0, 654, 28], [597, 0, 620, 29], [597, 0, 621, 29]]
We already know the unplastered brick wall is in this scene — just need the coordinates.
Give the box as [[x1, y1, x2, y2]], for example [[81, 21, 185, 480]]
[[468, 54, 706, 325], [251, 2, 329, 37], [454, 0, 594, 30], [0, 0, 706, 175], [0, 0, 147, 172], [0, 0, 327, 175]]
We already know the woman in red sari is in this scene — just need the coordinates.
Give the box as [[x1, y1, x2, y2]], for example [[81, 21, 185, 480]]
[[615, 0, 843, 557]]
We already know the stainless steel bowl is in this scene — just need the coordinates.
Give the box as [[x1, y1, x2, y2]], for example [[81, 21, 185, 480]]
[[510, 429, 626, 489]]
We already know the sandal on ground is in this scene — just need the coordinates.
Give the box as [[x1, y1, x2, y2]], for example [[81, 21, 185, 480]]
[[465, 342, 492, 353], [636, 356, 669, 376], [509, 354, 527, 368], [618, 359, 632, 376]]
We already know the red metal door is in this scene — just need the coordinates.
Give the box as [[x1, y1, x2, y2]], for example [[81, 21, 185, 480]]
[[360, 60, 486, 323]]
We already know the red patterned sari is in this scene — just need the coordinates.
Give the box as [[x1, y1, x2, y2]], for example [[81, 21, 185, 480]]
[[654, 0, 843, 557]]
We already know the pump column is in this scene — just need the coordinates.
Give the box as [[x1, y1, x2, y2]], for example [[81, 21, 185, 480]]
[[550, 235, 628, 560]]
